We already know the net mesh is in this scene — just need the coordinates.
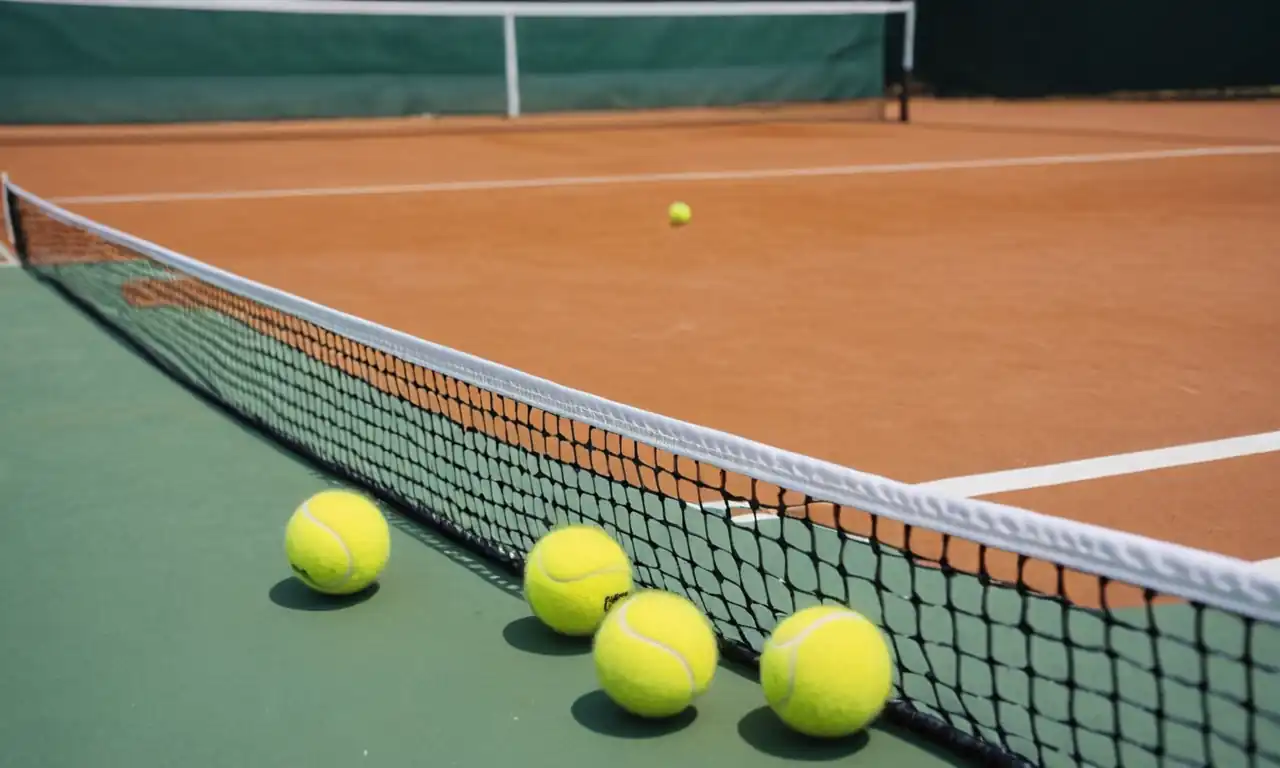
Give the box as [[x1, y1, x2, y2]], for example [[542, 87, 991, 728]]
[[7, 187, 1279, 768]]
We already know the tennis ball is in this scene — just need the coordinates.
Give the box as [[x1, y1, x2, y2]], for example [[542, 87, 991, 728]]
[[760, 605, 894, 738], [524, 525, 633, 636], [285, 489, 390, 596], [668, 201, 692, 226], [593, 590, 719, 718]]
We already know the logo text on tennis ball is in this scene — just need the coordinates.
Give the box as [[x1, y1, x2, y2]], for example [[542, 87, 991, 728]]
[[524, 525, 634, 636], [603, 591, 630, 612]]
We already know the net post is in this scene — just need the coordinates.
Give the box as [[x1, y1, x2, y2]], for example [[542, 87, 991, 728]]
[[899, 2, 916, 123], [503, 13, 522, 119], [1, 172, 19, 265], [1, 172, 12, 244]]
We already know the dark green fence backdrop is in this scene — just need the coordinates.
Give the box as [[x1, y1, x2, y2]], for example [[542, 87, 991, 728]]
[[0, 1, 886, 124], [2, 0, 1273, 125], [0, 3, 508, 123], [909, 0, 1279, 98]]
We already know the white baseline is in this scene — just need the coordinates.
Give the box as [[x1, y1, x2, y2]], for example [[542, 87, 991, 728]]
[[49, 145, 1280, 207]]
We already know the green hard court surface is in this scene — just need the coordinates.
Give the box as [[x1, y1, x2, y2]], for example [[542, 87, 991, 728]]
[[0, 268, 974, 767], [2, 265, 1274, 767]]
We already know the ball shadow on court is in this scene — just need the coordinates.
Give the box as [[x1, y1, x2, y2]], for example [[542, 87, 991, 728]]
[[502, 616, 593, 656], [570, 690, 698, 738], [737, 706, 869, 760], [268, 577, 380, 611]]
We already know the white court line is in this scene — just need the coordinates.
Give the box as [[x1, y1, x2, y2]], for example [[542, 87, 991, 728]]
[[0, 240, 17, 267], [694, 433, 1280, 569], [48, 145, 1280, 207], [917, 430, 1280, 499], [926, 433, 1280, 572], [702, 431, 1280, 557], [693, 500, 775, 525], [694, 500, 872, 543]]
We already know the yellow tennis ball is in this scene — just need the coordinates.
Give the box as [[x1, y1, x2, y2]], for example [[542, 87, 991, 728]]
[[760, 605, 894, 738], [668, 201, 692, 226], [284, 489, 390, 596], [593, 590, 719, 718], [523, 525, 633, 636]]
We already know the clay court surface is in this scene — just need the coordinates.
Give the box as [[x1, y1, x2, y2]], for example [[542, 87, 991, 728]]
[[4, 97, 1279, 563]]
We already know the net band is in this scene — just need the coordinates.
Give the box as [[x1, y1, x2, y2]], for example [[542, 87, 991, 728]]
[[0, 0, 915, 17]]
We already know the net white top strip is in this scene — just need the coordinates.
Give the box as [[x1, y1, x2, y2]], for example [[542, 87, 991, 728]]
[[0, 0, 914, 18], [10, 180, 1279, 624]]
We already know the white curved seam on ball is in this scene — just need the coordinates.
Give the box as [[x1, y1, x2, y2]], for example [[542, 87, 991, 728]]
[[779, 645, 800, 709], [301, 500, 354, 588], [772, 613, 862, 708], [616, 602, 697, 694], [772, 613, 861, 651], [533, 549, 629, 584]]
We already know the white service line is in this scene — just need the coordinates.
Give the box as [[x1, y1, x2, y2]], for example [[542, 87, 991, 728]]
[[689, 499, 774, 525], [48, 145, 1280, 207], [692, 500, 752, 512], [729, 511, 782, 526], [917, 430, 1280, 499], [692, 499, 781, 526], [695, 500, 873, 543]]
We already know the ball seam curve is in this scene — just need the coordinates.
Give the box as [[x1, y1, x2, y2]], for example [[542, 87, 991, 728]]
[[615, 601, 697, 696], [299, 499, 355, 589], [532, 544, 629, 584], [771, 612, 864, 709]]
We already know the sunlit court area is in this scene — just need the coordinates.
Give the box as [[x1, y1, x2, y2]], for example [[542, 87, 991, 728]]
[[1, 1, 1278, 767]]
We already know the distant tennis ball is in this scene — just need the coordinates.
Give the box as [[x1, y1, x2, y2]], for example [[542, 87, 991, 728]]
[[284, 489, 391, 596], [668, 201, 692, 226], [593, 590, 719, 718], [523, 525, 633, 636], [760, 604, 894, 738]]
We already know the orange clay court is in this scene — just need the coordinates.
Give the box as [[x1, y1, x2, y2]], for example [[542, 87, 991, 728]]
[[3, 96, 1279, 570]]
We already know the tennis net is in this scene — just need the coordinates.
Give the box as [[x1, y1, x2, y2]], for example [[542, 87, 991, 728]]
[[4, 178, 1279, 767]]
